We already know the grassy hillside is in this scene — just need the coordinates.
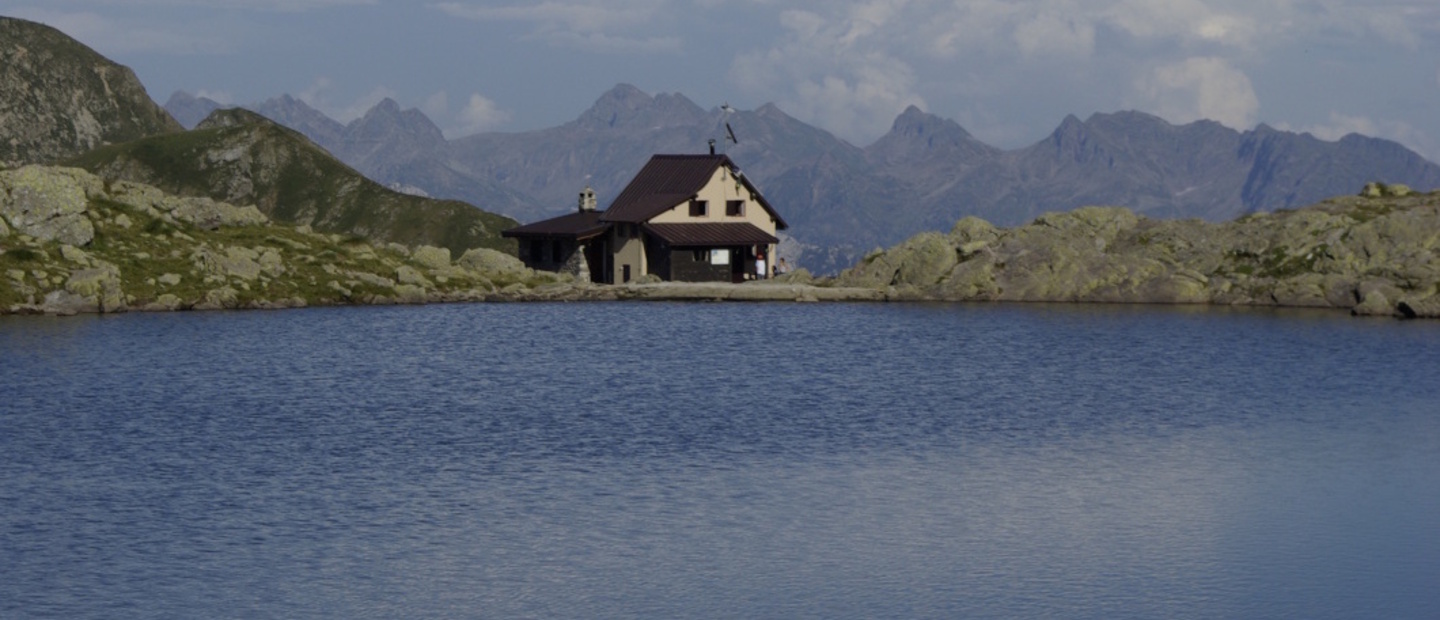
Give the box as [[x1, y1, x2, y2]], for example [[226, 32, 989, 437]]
[[67, 109, 517, 257], [2, 166, 558, 314]]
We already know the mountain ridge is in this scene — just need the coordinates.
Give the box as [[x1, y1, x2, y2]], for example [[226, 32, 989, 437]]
[[166, 83, 1440, 273], [67, 107, 518, 256]]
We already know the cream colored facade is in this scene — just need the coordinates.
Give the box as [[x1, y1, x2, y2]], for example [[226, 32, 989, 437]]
[[610, 223, 647, 283], [648, 167, 778, 232], [607, 167, 778, 282]]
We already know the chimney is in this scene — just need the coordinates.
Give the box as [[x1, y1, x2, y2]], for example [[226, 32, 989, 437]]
[[578, 186, 597, 212]]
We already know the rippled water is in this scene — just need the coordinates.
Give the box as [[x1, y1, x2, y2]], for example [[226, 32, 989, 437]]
[[2, 303, 1438, 618]]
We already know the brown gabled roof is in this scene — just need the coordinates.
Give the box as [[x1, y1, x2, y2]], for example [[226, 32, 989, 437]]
[[501, 210, 609, 240], [600, 154, 788, 229], [644, 222, 779, 247]]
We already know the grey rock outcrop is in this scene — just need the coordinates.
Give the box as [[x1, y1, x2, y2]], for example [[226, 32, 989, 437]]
[[835, 188, 1440, 317], [411, 245, 452, 270], [0, 166, 98, 245], [0, 166, 555, 315], [457, 248, 527, 277]]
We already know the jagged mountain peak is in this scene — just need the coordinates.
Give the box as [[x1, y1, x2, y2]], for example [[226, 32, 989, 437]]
[[1054, 113, 1086, 135], [884, 106, 977, 141], [867, 105, 996, 163], [601, 82, 650, 103], [349, 98, 444, 145], [892, 104, 932, 125], [368, 97, 403, 115], [577, 83, 652, 127], [575, 83, 707, 130], [755, 102, 787, 119]]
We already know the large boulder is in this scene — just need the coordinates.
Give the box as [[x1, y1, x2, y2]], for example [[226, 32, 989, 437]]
[[195, 246, 263, 281], [169, 196, 268, 230], [411, 245, 452, 270], [457, 247, 528, 277], [41, 261, 126, 314], [0, 166, 97, 245]]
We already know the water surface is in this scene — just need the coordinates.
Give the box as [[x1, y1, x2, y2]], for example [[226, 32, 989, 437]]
[[3, 303, 1438, 618]]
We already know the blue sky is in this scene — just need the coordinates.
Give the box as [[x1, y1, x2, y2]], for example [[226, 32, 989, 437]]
[[5, 0, 1439, 161]]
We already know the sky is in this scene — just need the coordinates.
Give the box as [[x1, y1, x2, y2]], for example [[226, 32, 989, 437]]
[[4, 0, 1439, 161]]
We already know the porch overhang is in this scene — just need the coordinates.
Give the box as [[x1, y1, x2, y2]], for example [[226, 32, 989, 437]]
[[643, 222, 779, 248]]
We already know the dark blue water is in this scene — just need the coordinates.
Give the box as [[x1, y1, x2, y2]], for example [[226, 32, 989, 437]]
[[2, 302, 1438, 619]]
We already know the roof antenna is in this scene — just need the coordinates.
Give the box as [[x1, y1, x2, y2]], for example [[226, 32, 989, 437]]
[[720, 102, 739, 148], [708, 138, 716, 155]]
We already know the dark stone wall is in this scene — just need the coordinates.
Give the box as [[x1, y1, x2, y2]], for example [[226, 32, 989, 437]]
[[670, 248, 736, 282], [518, 237, 576, 272]]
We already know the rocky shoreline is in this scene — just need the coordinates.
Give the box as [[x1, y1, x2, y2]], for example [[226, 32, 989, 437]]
[[829, 182, 1440, 319], [0, 165, 884, 315], [4, 166, 1437, 318]]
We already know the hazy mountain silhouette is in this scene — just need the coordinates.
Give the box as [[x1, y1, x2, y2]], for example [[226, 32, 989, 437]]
[[171, 84, 1440, 272]]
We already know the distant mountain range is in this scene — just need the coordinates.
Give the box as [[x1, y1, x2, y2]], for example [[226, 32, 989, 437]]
[[166, 85, 1440, 273]]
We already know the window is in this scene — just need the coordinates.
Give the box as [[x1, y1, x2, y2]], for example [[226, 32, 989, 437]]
[[692, 250, 705, 262], [726, 200, 744, 217], [689, 199, 708, 217], [622, 264, 632, 283], [552, 240, 563, 263]]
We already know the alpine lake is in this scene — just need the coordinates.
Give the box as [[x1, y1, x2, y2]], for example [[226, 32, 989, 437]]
[[2, 301, 1437, 619]]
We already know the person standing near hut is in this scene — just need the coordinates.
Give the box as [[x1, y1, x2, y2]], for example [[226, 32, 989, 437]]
[[755, 249, 767, 280]]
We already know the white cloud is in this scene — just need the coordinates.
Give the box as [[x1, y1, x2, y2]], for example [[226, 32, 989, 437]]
[[914, 1, 1027, 59], [729, 6, 927, 144], [1133, 56, 1258, 130], [1363, 12, 1420, 50], [429, 0, 676, 52], [430, 1, 655, 33], [297, 77, 334, 109], [451, 93, 512, 137], [421, 91, 449, 120], [42, 0, 376, 10], [336, 86, 399, 123], [1102, 0, 1268, 49], [535, 30, 680, 53], [1014, 12, 1095, 58]]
